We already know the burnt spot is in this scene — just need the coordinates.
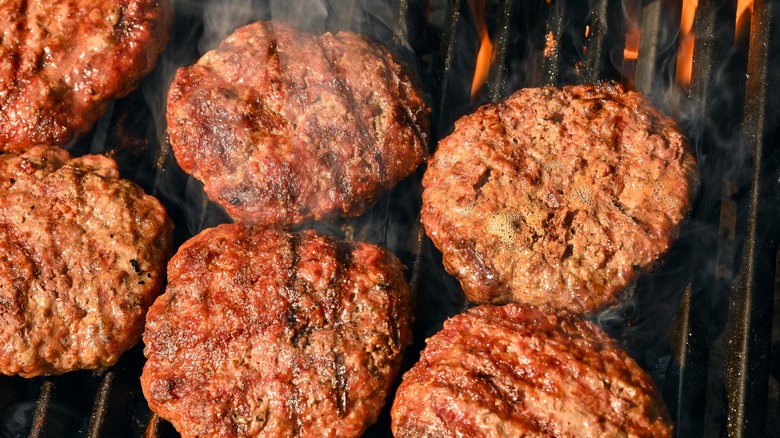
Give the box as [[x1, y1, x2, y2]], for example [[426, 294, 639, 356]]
[[545, 112, 564, 123], [562, 244, 574, 260], [453, 239, 501, 291], [474, 168, 492, 191], [334, 353, 347, 417], [130, 259, 141, 274]]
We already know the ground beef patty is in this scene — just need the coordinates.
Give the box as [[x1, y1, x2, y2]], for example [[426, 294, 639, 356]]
[[0, 146, 172, 377], [391, 303, 673, 437], [0, 0, 171, 151], [422, 81, 697, 313], [167, 21, 429, 226], [141, 224, 412, 437]]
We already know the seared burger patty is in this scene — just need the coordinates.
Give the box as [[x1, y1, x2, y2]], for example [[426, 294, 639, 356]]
[[0, 146, 172, 377], [0, 0, 171, 151], [422, 82, 697, 313], [167, 21, 429, 226], [391, 303, 673, 437], [141, 224, 412, 437]]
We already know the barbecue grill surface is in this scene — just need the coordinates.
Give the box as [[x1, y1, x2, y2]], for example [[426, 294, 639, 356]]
[[0, 0, 778, 437]]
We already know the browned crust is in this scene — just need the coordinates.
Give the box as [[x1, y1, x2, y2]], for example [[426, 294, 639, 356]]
[[391, 303, 673, 437], [167, 21, 430, 226], [0, 0, 172, 151], [141, 224, 413, 437], [421, 82, 697, 313], [0, 145, 173, 377]]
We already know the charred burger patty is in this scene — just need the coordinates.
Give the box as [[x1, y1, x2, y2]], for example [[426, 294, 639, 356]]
[[391, 303, 673, 437], [167, 21, 430, 226], [422, 82, 697, 313], [0, 0, 171, 151], [141, 224, 412, 437], [0, 145, 172, 377]]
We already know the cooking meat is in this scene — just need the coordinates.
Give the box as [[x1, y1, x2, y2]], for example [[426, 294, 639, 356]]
[[0, 0, 171, 151], [167, 20, 430, 226], [391, 303, 673, 437], [0, 146, 172, 377], [421, 81, 697, 313], [141, 224, 412, 437]]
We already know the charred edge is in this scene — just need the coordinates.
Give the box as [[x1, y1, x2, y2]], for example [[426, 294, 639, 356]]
[[333, 240, 353, 417], [388, 289, 400, 349], [111, 5, 126, 41], [265, 25, 280, 74], [318, 36, 386, 188], [377, 53, 428, 158], [612, 200, 653, 235], [284, 231, 302, 436], [453, 239, 502, 294], [11, 0, 29, 91]]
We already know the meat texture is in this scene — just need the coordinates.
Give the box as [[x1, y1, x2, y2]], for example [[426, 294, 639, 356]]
[[141, 224, 413, 437], [0, 0, 171, 151], [0, 145, 172, 377], [391, 303, 673, 438], [167, 21, 430, 226], [422, 81, 697, 313]]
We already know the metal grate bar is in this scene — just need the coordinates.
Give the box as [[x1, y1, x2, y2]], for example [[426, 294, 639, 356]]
[[581, 0, 610, 83], [87, 371, 115, 438], [28, 381, 53, 438], [664, 2, 738, 436], [434, 0, 464, 132], [725, 0, 780, 436], [540, 0, 567, 86], [635, 0, 682, 96], [486, 0, 513, 101]]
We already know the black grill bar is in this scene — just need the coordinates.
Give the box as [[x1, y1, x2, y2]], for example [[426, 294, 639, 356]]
[[581, 0, 610, 83], [486, 0, 512, 101], [540, 0, 567, 86], [664, 1, 738, 436], [28, 381, 53, 438], [725, 0, 780, 436], [635, 0, 682, 97], [86, 372, 113, 438], [434, 0, 464, 133]]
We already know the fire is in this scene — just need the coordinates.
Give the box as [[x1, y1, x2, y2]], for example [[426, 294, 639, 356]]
[[736, 0, 754, 39], [469, 0, 493, 100], [623, 22, 640, 60], [676, 0, 698, 86]]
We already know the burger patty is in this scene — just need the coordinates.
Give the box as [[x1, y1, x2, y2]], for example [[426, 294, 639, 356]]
[[141, 224, 413, 437], [391, 303, 673, 437], [0, 0, 171, 151], [167, 21, 430, 226], [422, 81, 697, 313], [0, 146, 172, 377]]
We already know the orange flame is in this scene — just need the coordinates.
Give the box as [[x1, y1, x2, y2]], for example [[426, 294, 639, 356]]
[[676, 0, 698, 86], [623, 21, 640, 60], [469, 0, 493, 100], [736, 0, 754, 40]]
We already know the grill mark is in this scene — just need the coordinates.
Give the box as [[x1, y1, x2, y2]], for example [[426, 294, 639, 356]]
[[264, 24, 303, 215], [316, 36, 386, 193], [309, 39, 350, 202], [283, 232, 302, 436], [334, 352, 347, 417], [374, 50, 427, 157], [10, 0, 29, 93], [332, 240, 352, 417]]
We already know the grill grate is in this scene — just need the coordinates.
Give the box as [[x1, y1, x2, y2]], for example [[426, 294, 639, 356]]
[[1, 1, 778, 437]]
